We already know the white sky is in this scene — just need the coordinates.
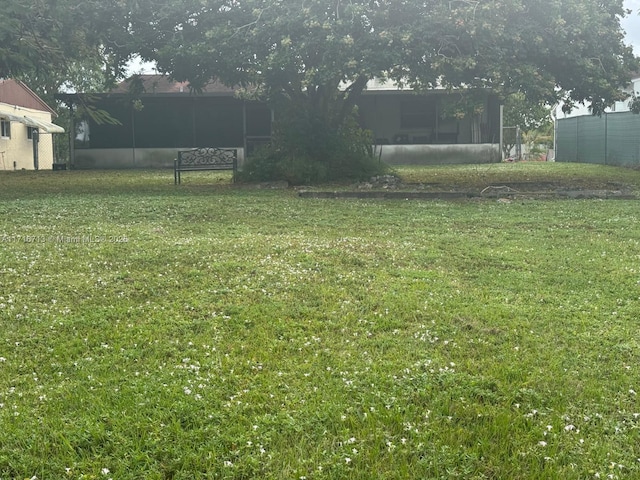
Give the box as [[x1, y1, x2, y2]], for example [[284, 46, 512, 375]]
[[622, 0, 640, 54]]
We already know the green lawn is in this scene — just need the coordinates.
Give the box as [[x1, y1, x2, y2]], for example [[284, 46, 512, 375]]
[[1, 164, 640, 479]]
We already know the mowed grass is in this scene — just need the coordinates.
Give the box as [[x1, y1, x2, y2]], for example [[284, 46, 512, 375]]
[[1, 164, 640, 479]]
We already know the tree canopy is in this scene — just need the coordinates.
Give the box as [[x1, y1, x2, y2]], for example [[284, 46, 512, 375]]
[[5, 1, 637, 114], [0, 0, 134, 97], [130, 0, 638, 112]]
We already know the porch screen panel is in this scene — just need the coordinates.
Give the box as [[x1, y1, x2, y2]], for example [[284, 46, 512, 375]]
[[89, 101, 133, 148], [194, 98, 244, 147], [485, 96, 501, 143], [134, 98, 193, 148], [400, 99, 436, 129]]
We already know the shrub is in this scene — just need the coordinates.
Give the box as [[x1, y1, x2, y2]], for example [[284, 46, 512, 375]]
[[238, 109, 387, 185]]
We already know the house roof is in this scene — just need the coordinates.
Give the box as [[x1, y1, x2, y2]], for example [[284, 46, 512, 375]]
[[0, 79, 56, 115], [110, 75, 238, 96], [56, 74, 489, 104]]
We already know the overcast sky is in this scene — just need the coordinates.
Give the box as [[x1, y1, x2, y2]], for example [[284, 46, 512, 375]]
[[623, 0, 640, 54]]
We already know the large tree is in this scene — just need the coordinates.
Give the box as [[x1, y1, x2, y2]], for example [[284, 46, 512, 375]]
[[128, 0, 636, 162], [0, 0, 136, 96], [10, 1, 634, 178]]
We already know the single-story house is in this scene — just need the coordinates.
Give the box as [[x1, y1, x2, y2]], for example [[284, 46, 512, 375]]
[[56, 75, 502, 169], [0, 79, 65, 171]]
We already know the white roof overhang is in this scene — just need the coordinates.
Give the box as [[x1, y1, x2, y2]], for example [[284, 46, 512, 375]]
[[0, 107, 65, 133]]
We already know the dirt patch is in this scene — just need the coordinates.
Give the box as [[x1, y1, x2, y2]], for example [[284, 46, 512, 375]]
[[298, 175, 637, 200]]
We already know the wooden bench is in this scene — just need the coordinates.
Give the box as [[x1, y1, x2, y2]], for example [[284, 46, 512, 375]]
[[174, 147, 237, 184]]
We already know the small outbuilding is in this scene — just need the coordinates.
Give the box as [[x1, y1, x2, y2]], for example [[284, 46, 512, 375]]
[[0, 79, 65, 171]]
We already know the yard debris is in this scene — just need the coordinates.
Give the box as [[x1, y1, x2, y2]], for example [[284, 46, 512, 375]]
[[359, 175, 403, 189], [481, 185, 520, 196]]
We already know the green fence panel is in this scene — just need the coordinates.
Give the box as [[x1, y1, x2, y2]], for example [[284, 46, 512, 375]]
[[557, 112, 640, 166], [577, 116, 606, 164], [556, 117, 578, 162], [606, 113, 640, 166]]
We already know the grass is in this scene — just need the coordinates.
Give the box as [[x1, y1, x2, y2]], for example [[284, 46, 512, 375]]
[[1, 163, 640, 479]]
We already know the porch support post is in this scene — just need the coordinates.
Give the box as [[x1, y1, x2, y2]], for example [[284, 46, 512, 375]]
[[69, 102, 75, 169], [242, 100, 247, 164], [499, 104, 504, 161]]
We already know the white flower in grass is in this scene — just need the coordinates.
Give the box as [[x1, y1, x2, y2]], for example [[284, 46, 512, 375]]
[[564, 424, 576, 432], [101, 468, 110, 475], [224, 461, 233, 467], [538, 441, 548, 447], [345, 457, 352, 464]]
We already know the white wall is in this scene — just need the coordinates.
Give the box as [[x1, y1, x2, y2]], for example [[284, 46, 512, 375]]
[[0, 103, 56, 171], [378, 144, 501, 165]]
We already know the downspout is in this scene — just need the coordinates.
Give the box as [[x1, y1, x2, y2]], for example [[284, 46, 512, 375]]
[[32, 129, 39, 170]]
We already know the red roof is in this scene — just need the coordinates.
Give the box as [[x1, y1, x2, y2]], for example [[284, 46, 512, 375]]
[[0, 79, 56, 115]]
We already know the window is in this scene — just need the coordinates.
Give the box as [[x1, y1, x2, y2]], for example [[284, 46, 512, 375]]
[[27, 127, 37, 140], [0, 119, 10, 138]]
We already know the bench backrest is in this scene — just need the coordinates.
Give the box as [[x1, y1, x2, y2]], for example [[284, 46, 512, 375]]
[[177, 147, 237, 169]]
